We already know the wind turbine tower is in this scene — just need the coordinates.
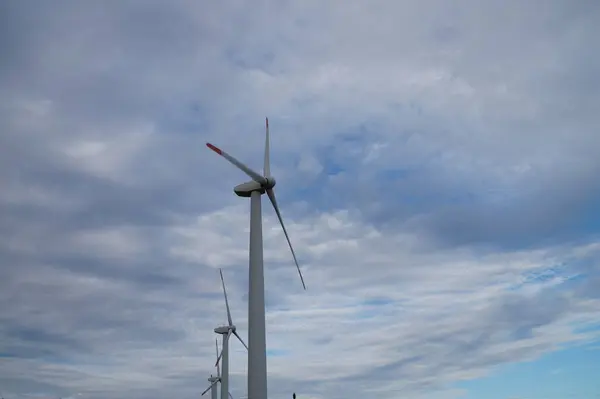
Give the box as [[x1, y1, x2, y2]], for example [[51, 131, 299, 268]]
[[214, 269, 248, 399], [206, 117, 306, 399], [203, 339, 221, 399], [207, 374, 219, 399]]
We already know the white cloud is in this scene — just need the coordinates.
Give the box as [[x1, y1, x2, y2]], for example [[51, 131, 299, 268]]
[[168, 203, 600, 397], [62, 125, 155, 184]]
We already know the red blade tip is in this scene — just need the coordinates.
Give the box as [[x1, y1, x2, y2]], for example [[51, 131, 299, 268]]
[[206, 143, 222, 155]]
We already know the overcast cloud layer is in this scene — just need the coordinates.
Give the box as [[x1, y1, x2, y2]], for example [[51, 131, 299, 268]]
[[1, 1, 600, 399]]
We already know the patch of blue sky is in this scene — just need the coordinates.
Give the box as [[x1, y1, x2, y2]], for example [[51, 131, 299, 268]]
[[362, 297, 394, 307], [283, 133, 422, 212], [354, 309, 380, 320], [522, 267, 565, 284], [579, 210, 600, 236], [505, 269, 567, 292], [570, 185, 600, 236], [277, 145, 355, 210], [573, 322, 600, 335], [266, 348, 290, 358], [560, 272, 589, 286], [354, 297, 396, 320], [455, 342, 600, 399], [504, 254, 595, 293], [320, 158, 345, 177]]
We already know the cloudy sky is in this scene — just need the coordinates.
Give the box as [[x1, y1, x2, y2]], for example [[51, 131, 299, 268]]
[[1, 0, 600, 398]]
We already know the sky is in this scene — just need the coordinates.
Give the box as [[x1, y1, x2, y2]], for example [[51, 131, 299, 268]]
[[1, 1, 600, 399]]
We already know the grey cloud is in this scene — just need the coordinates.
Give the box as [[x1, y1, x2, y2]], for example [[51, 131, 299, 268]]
[[4, 0, 598, 254], [278, 1, 600, 249], [2, 326, 86, 360], [403, 170, 600, 250]]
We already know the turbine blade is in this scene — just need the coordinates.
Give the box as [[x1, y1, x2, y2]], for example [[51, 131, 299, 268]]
[[233, 330, 248, 350], [206, 143, 267, 185], [215, 344, 224, 367], [215, 338, 221, 377], [266, 188, 306, 290], [220, 269, 233, 327], [229, 392, 234, 399], [202, 381, 217, 396], [217, 330, 232, 364], [215, 351, 222, 367], [264, 117, 270, 177]]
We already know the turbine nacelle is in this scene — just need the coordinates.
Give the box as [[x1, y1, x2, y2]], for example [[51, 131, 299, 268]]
[[214, 325, 234, 335], [233, 177, 276, 197], [234, 180, 263, 197]]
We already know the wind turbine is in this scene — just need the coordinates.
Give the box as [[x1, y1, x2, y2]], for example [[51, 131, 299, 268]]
[[206, 117, 306, 399], [214, 268, 248, 399], [202, 339, 223, 399]]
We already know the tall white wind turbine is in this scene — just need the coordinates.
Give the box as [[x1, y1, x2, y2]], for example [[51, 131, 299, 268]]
[[214, 269, 248, 399], [206, 117, 306, 399]]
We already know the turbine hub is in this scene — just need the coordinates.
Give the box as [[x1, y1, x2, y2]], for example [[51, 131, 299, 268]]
[[264, 176, 276, 189]]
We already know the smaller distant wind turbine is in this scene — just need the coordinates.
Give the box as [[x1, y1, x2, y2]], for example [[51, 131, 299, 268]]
[[202, 339, 222, 399], [214, 269, 248, 399]]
